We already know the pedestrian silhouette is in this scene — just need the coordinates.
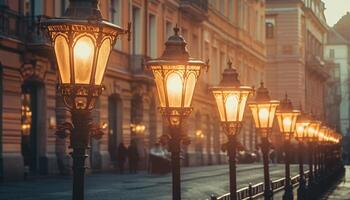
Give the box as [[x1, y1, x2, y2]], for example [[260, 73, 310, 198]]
[[128, 140, 139, 174], [116, 143, 127, 174]]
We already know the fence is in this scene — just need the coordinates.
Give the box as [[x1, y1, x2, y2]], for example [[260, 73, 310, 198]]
[[211, 171, 310, 200]]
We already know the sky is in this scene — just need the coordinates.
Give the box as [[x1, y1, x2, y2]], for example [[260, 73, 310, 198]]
[[323, 0, 350, 26]]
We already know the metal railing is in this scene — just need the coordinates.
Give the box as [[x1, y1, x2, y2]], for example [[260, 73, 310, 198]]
[[0, 7, 50, 44], [211, 171, 310, 200], [180, 0, 209, 12]]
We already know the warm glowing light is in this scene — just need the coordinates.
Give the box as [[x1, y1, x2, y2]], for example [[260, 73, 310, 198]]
[[74, 40, 93, 59], [258, 108, 269, 122], [166, 73, 183, 107], [225, 94, 239, 121], [283, 117, 292, 128]]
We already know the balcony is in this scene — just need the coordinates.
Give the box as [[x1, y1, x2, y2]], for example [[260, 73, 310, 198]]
[[306, 54, 329, 80], [179, 0, 208, 21], [0, 6, 50, 49]]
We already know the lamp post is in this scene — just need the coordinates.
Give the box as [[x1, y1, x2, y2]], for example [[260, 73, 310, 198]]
[[210, 61, 252, 200], [145, 26, 207, 200], [248, 82, 279, 200], [42, 1, 126, 199], [304, 117, 321, 197], [276, 94, 300, 200], [294, 111, 310, 200]]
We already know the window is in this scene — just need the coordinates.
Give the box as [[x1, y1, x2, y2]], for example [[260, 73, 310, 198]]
[[219, 0, 225, 15], [110, 0, 122, 50], [148, 14, 157, 58], [330, 49, 335, 59], [132, 6, 141, 54], [109, 0, 121, 25], [191, 34, 199, 58], [165, 21, 172, 40], [266, 22, 274, 38], [53, 0, 68, 17], [228, 0, 234, 21], [33, 0, 43, 16]]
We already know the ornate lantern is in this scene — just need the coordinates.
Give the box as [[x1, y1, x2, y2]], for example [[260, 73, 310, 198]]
[[145, 26, 207, 127], [295, 112, 310, 141], [42, 0, 126, 111], [210, 61, 253, 135], [248, 82, 279, 137], [276, 94, 300, 140]]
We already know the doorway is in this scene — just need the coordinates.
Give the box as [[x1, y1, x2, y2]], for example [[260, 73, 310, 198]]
[[21, 81, 46, 175], [108, 95, 122, 166]]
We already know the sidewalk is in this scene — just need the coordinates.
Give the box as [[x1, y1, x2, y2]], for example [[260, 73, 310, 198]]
[[321, 166, 350, 200]]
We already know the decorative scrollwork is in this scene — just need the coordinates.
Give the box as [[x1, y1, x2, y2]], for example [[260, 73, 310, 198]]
[[55, 122, 73, 139]]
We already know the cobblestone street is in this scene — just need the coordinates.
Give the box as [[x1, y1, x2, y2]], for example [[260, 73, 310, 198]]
[[0, 164, 300, 200]]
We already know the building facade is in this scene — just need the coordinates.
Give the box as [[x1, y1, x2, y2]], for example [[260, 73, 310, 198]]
[[0, 0, 266, 180], [324, 29, 349, 135], [265, 0, 333, 152]]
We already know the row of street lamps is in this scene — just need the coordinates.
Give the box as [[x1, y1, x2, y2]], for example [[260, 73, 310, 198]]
[[41, 1, 342, 200]]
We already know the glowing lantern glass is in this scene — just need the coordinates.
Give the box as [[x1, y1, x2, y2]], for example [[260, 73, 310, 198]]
[[145, 27, 207, 126], [317, 126, 328, 142], [276, 95, 300, 140], [295, 112, 310, 141], [210, 61, 252, 135], [42, 0, 125, 110], [248, 82, 279, 138], [304, 117, 321, 142]]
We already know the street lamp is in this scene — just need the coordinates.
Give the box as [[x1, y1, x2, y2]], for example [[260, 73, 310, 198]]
[[248, 82, 279, 200], [304, 116, 321, 197], [294, 110, 310, 199], [210, 61, 252, 200], [42, 0, 126, 199], [275, 94, 300, 200], [145, 26, 207, 200]]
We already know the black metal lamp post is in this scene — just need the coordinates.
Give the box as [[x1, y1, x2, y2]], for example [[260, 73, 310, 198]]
[[304, 117, 321, 198], [145, 26, 207, 200], [276, 94, 300, 200], [316, 126, 327, 180], [42, 1, 126, 199], [248, 82, 279, 200], [294, 111, 310, 200], [210, 61, 252, 200]]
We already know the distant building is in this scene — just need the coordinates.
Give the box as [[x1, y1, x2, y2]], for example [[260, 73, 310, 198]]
[[0, 0, 266, 180], [324, 29, 349, 135]]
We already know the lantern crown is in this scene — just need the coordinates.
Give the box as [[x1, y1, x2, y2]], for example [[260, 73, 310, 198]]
[[218, 61, 240, 87], [64, 0, 101, 19], [278, 93, 294, 112], [255, 82, 271, 102], [161, 26, 190, 61]]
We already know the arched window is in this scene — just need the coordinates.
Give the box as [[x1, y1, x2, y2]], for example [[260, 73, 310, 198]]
[[266, 22, 274, 39]]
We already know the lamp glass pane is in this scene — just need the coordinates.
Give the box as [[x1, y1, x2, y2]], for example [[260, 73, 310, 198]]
[[154, 70, 166, 107], [54, 35, 70, 83], [225, 94, 239, 122], [277, 112, 299, 133], [238, 92, 250, 121], [213, 92, 225, 121], [95, 38, 111, 85], [73, 36, 95, 84], [184, 72, 197, 107], [249, 105, 260, 127], [295, 122, 309, 139], [166, 71, 183, 107], [249, 103, 278, 129]]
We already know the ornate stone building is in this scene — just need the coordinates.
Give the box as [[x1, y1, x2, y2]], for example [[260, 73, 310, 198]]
[[0, 0, 266, 180]]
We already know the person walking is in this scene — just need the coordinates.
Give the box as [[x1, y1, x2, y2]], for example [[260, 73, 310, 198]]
[[128, 140, 139, 174], [116, 143, 127, 174]]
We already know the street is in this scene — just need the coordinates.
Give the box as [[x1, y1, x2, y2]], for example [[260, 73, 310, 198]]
[[0, 164, 300, 200]]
